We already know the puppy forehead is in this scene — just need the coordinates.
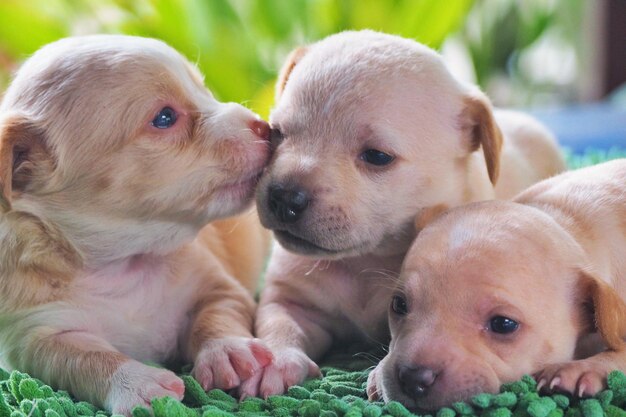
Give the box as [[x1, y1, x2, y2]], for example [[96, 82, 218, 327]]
[[274, 30, 465, 144], [3, 35, 204, 112], [403, 202, 573, 293]]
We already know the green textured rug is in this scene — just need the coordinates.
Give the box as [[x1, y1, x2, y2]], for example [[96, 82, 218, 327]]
[[1, 148, 625, 417]]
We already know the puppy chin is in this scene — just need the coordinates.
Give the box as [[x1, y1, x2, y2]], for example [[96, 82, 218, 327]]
[[204, 173, 262, 220], [271, 229, 374, 260]]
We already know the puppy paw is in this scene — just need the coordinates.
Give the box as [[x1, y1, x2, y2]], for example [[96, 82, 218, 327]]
[[192, 337, 273, 391], [238, 347, 321, 398], [535, 360, 608, 397], [367, 364, 382, 401], [105, 361, 185, 416]]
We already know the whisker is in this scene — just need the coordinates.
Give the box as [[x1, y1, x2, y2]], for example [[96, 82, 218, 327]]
[[304, 259, 323, 276]]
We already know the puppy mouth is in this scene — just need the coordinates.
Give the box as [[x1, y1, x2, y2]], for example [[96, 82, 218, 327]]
[[273, 230, 342, 255]]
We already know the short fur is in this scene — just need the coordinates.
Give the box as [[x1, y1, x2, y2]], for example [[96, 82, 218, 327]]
[[368, 159, 626, 411], [244, 30, 566, 397], [0, 35, 272, 414]]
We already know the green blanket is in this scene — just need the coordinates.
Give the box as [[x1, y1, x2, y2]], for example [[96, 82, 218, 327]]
[[1, 148, 625, 417]]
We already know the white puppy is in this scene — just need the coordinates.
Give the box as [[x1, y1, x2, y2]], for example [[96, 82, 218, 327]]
[[242, 30, 565, 397]]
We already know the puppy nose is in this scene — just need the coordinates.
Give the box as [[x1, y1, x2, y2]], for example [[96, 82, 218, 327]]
[[249, 119, 270, 141], [268, 185, 310, 224], [398, 365, 438, 398]]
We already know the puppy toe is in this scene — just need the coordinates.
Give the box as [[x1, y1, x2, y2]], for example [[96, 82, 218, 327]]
[[238, 371, 263, 400], [193, 364, 214, 391], [249, 339, 274, 368], [577, 372, 606, 397], [213, 361, 241, 390], [229, 345, 261, 380], [156, 372, 185, 399], [260, 366, 286, 398]]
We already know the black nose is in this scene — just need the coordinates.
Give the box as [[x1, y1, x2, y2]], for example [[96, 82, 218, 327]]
[[398, 365, 438, 398], [268, 185, 310, 224]]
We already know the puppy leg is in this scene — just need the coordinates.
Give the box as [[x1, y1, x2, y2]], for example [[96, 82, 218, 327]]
[[185, 277, 273, 393], [239, 299, 331, 398], [15, 329, 183, 415], [535, 350, 626, 397]]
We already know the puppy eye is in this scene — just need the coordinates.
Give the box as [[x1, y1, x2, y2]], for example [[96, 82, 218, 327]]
[[151, 107, 177, 129], [361, 149, 394, 166], [488, 316, 519, 334], [269, 128, 285, 147], [391, 294, 408, 316]]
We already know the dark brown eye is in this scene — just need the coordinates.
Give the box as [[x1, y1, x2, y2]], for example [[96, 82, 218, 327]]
[[489, 316, 519, 334], [361, 149, 394, 166], [391, 294, 408, 316], [269, 128, 285, 147]]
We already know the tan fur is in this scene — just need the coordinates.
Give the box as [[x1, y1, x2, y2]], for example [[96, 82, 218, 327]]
[[0, 35, 272, 415], [246, 30, 566, 398], [275, 46, 308, 100], [460, 96, 503, 184], [369, 159, 626, 411]]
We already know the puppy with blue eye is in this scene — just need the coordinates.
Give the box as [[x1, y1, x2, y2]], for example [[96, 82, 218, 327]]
[[367, 159, 626, 412], [0, 35, 272, 415]]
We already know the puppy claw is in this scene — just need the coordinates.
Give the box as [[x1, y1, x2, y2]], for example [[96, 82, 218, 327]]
[[536, 378, 546, 392], [549, 377, 561, 391]]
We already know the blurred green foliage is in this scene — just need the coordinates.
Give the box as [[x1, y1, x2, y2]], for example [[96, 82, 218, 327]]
[[456, 0, 585, 105], [0, 0, 473, 117]]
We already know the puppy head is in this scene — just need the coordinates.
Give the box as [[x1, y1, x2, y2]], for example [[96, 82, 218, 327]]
[[376, 201, 624, 411], [0, 35, 270, 259], [256, 30, 502, 259]]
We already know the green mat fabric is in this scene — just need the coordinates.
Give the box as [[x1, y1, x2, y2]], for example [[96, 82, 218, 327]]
[[4, 366, 626, 417], [2, 148, 626, 417]]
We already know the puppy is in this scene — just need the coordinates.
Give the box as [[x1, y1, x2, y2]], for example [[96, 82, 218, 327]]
[[0, 35, 273, 414], [367, 159, 626, 411], [243, 30, 566, 397]]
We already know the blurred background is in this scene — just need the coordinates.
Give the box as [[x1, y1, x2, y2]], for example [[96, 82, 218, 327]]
[[0, 0, 624, 154]]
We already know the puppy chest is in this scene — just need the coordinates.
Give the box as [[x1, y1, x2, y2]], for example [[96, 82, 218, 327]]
[[330, 278, 393, 343], [73, 263, 199, 362]]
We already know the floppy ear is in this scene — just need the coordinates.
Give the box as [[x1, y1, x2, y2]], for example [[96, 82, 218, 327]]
[[414, 204, 448, 232], [578, 271, 626, 350], [275, 46, 308, 100], [459, 94, 503, 185], [0, 113, 49, 212]]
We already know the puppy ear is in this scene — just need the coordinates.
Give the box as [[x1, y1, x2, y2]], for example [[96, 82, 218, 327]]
[[414, 204, 448, 232], [578, 271, 626, 350], [459, 93, 503, 185], [276, 46, 308, 100], [0, 113, 49, 212]]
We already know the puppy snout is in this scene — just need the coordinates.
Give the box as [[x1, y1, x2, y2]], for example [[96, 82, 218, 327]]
[[398, 365, 439, 399], [268, 184, 310, 224], [248, 119, 270, 142]]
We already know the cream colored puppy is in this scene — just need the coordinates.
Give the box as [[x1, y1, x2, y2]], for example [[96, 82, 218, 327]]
[[368, 159, 626, 411], [245, 30, 565, 397], [0, 35, 273, 414]]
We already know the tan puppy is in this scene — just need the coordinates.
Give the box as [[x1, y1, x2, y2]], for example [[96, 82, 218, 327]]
[[244, 30, 565, 397], [0, 35, 273, 414], [367, 159, 626, 411]]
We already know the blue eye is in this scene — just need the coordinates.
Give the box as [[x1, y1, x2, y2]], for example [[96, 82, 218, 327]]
[[361, 149, 394, 166], [489, 316, 519, 334], [151, 107, 177, 129]]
